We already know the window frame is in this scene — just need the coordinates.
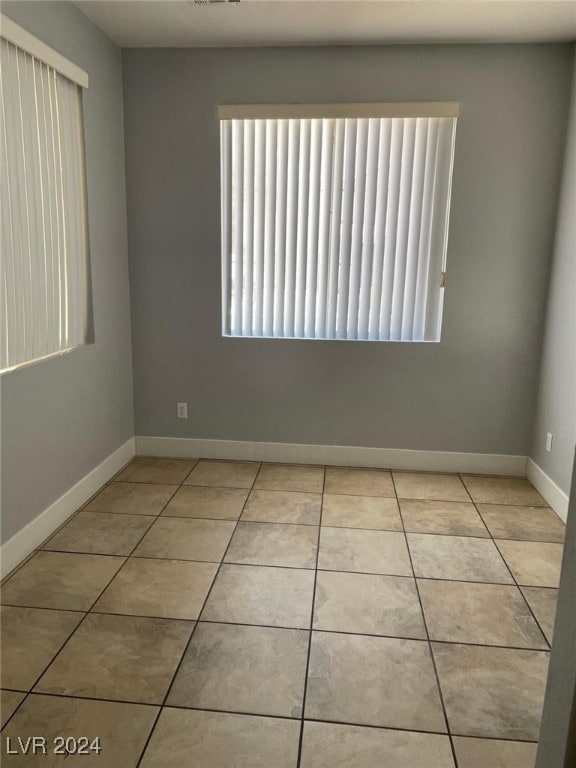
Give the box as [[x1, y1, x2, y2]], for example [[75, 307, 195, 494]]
[[219, 102, 458, 344], [0, 14, 92, 374]]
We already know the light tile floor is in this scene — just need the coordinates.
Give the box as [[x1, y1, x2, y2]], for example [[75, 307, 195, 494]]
[[0, 459, 565, 767]]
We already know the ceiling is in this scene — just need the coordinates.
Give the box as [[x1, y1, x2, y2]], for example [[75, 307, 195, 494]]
[[75, 0, 576, 47]]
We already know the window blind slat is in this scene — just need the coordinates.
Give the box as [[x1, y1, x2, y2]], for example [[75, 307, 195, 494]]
[[283, 119, 300, 337], [16, 48, 35, 364], [368, 118, 392, 340], [356, 119, 380, 340], [346, 118, 369, 340], [24, 50, 42, 360], [43, 64, 60, 354], [220, 108, 456, 344], [336, 118, 357, 339], [262, 119, 277, 337], [378, 118, 404, 340], [70, 80, 86, 347], [8, 43, 27, 363], [242, 119, 254, 336], [401, 117, 429, 341], [413, 118, 440, 340], [53, 69, 70, 350], [0, 42, 16, 365], [390, 118, 416, 341], [314, 118, 335, 339], [325, 118, 345, 340], [231, 119, 244, 336], [294, 119, 310, 338], [273, 119, 288, 336], [220, 119, 232, 335], [252, 119, 265, 336], [305, 119, 322, 338], [33, 59, 51, 355]]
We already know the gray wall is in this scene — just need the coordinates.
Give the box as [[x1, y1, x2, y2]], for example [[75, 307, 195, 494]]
[[531, 51, 576, 498], [0, 2, 133, 543], [123, 45, 572, 454]]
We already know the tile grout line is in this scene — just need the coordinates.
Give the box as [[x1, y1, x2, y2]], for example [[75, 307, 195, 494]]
[[458, 473, 554, 651], [134, 460, 264, 768], [2, 460, 560, 758], [0, 686, 541, 745], [37, 522, 566, 545], [391, 472, 460, 768], [0, 604, 552, 654], [295, 465, 326, 768], [0, 460, 195, 738]]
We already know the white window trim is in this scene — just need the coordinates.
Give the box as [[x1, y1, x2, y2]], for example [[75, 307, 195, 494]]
[[0, 13, 89, 89], [1, 17, 91, 373], [220, 104, 458, 342], [218, 102, 459, 120]]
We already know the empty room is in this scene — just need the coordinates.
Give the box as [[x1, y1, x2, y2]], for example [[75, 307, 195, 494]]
[[1, 1, 575, 766]]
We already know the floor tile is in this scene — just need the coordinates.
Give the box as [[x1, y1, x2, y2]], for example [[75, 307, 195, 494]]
[[520, 587, 558, 644], [85, 481, 178, 515], [478, 504, 565, 543], [162, 485, 249, 519], [1, 606, 83, 690], [324, 467, 394, 497], [167, 622, 308, 717], [1, 690, 25, 727], [254, 463, 325, 493], [321, 494, 402, 531], [407, 534, 513, 583], [314, 571, 425, 638], [1, 694, 158, 768], [116, 457, 197, 484], [400, 500, 489, 537], [225, 521, 318, 568], [133, 517, 235, 562], [418, 580, 547, 648], [1, 551, 124, 610], [461, 476, 547, 507], [242, 489, 321, 525], [140, 708, 301, 768], [306, 632, 446, 731], [42, 511, 153, 556], [201, 563, 315, 628], [93, 558, 218, 620], [432, 642, 549, 740], [184, 460, 260, 489], [452, 736, 537, 768], [35, 613, 192, 704], [318, 527, 412, 576], [300, 721, 455, 768], [496, 540, 564, 587], [393, 471, 469, 502]]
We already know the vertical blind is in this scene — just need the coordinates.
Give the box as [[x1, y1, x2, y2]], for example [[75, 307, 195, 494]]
[[220, 104, 457, 342], [0, 34, 90, 371]]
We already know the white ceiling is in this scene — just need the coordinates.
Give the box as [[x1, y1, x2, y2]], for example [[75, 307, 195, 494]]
[[75, 0, 576, 47]]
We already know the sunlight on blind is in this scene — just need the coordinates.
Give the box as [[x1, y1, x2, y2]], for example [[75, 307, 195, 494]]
[[1, 37, 90, 371], [220, 109, 456, 342]]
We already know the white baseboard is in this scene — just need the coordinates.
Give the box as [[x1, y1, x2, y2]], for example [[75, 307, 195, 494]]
[[136, 436, 527, 477], [526, 458, 570, 522], [0, 437, 136, 579]]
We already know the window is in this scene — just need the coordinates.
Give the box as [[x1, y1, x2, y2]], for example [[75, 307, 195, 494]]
[[220, 103, 457, 342], [1, 15, 90, 372]]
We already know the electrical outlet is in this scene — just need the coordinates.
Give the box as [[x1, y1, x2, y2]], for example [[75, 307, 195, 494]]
[[546, 432, 553, 453], [177, 402, 188, 419]]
